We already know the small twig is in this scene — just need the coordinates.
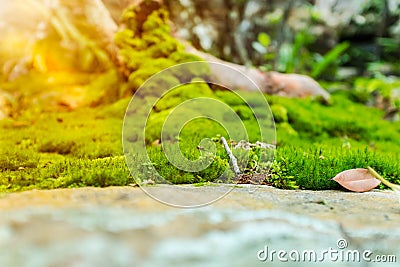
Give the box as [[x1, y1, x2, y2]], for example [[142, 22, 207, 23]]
[[221, 137, 241, 175]]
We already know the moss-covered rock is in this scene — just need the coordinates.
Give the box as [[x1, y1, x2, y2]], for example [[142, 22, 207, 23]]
[[115, 5, 203, 95], [277, 122, 298, 137], [271, 104, 288, 123]]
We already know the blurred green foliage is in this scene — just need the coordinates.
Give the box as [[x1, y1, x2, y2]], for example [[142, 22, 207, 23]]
[[352, 76, 400, 105], [255, 31, 349, 80]]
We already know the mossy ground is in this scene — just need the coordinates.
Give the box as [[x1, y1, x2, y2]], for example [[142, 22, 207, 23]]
[[1, 88, 400, 192], [1, 5, 400, 193], [0, 101, 131, 192]]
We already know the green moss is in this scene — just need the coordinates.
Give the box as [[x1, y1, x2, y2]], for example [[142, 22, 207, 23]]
[[0, 105, 127, 191], [277, 122, 298, 137], [0, 156, 131, 191], [97, 98, 131, 118], [2, 78, 400, 192], [214, 90, 246, 106], [272, 92, 399, 143], [268, 159, 299, 189], [273, 145, 400, 190], [115, 6, 204, 95], [7, 4, 400, 192], [233, 106, 254, 120], [0, 147, 39, 172], [143, 144, 234, 185], [270, 104, 288, 123], [38, 141, 77, 155], [169, 51, 203, 63], [141, 87, 400, 189], [153, 78, 214, 111]]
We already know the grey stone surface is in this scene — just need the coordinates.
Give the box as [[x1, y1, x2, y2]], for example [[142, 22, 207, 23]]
[[0, 185, 399, 266]]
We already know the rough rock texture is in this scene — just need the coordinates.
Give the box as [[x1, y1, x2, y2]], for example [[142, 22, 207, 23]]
[[183, 40, 330, 100], [0, 185, 399, 266], [265, 71, 331, 99]]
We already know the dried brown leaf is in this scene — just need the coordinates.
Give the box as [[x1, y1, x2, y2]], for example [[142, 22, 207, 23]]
[[333, 168, 381, 192]]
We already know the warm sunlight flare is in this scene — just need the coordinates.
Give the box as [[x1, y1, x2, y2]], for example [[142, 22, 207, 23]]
[[1, 1, 400, 266]]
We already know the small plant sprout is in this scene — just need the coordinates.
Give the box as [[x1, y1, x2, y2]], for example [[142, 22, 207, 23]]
[[368, 166, 400, 203]]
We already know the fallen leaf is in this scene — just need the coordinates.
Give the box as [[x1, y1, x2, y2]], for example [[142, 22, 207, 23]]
[[333, 168, 381, 192]]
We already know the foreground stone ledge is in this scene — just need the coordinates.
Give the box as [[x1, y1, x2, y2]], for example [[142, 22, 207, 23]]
[[1, 185, 398, 230], [1, 185, 399, 267]]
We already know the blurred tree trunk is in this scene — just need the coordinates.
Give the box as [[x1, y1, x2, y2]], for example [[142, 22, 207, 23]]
[[4, 0, 126, 80], [102, 0, 138, 22], [376, 0, 389, 61], [0, 0, 141, 113], [273, 0, 295, 69]]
